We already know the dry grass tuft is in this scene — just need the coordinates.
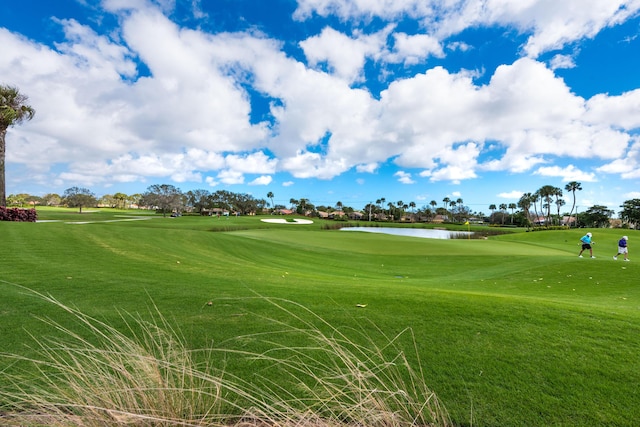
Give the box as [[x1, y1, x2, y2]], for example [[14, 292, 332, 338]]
[[0, 290, 450, 427]]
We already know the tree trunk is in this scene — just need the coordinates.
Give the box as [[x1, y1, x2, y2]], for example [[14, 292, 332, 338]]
[[0, 128, 6, 207]]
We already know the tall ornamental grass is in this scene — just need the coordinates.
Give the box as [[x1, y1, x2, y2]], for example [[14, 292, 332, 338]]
[[1, 289, 449, 427]]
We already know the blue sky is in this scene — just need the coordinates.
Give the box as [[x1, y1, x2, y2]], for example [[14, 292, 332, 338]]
[[1, 0, 640, 215]]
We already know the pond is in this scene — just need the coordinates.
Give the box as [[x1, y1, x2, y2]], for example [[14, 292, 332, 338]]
[[340, 227, 473, 239]]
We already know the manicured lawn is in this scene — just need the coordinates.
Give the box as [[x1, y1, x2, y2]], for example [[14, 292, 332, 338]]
[[1, 208, 639, 426]]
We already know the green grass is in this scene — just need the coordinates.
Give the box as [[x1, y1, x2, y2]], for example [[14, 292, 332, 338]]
[[1, 208, 640, 425]]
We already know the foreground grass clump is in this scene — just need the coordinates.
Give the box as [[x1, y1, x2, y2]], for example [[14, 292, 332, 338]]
[[0, 290, 449, 427]]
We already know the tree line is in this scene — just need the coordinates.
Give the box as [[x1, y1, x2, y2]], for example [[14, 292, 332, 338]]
[[6, 182, 640, 228]]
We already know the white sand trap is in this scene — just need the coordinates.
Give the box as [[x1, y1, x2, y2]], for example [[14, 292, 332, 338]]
[[261, 218, 314, 224]]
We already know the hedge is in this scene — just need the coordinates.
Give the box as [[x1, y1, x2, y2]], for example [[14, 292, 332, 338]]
[[0, 207, 38, 222]]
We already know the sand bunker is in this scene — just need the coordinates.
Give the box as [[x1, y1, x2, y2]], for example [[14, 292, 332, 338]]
[[261, 218, 314, 224]]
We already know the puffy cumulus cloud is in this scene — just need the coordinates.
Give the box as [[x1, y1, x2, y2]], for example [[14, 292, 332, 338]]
[[279, 150, 350, 179], [597, 137, 640, 179], [250, 175, 273, 186], [585, 89, 640, 130], [293, 0, 435, 21], [533, 165, 598, 182], [3, 0, 640, 195], [217, 169, 245, 185], [498, 190, 524, 199], [394, 171, 415, 184], [548, 53, 576, 70], [300, 26, 391, 83], [386, 33, 444, 65], [294, 0, 640, 57]]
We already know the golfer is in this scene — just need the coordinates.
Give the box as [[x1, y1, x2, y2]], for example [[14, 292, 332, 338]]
[[578, 232, 595, 258], [613, 236, 629, 261]]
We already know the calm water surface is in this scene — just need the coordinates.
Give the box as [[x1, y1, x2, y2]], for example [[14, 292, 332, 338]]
[[340, 227, 472, 239]]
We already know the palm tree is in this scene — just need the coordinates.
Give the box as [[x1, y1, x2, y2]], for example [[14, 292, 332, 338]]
[[537, 185, 556, 225], [555, 199, 566, 224], [442, 197, 451, 220], [508, 202, 517, 224], [518, 193, 533, 228], [530, 192, 540, 226], [1, 85, 35, 207], [552, 187, 563, 225], [564, 181, 582, 228], [489, 204, 496, 222], [499, 203, 507, 224], [267, 191, 274, 214]]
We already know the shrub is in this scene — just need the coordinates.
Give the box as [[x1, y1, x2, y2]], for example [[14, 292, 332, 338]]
[[0, 207, 37, 222]]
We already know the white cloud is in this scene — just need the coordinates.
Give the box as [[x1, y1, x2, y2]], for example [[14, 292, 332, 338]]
[[498, 191, 524, 199], [294, 0, 640, 57], [597, 137, 640, 179], [394, 171, 415, 184], [249, 175, 273, 185], [549, 54, 576, 70], [386, 33, 444, 65], [533, 165, 598, 182], [217, 169, 245, 185], [2, 0, 640, 197], [300, 26, 390, 83]]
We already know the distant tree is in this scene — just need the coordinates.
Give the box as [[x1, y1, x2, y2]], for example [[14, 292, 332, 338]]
[[63, 187, 97, 213], [552, 187, 563, 225], [518, 193, 533, 228], [537, 185, 556, 225], [1, 85, 35, 207], [128, 193, 141, 208], [43, 193, 61, 206], [508, 203, 517, 224], [564, 181, 582, 228], [442, 197, 450, 212], [619, 199, 640, 228], [555, 199, 566, 224], [98, 194, 117, 207], [297, 198, 310, 215], [113, 192, 128, 209], [580, 205, 614, 228], [499, 203, 507, 224], [140, 184, 183, 217], [186, 189, 211, 214], [488, 204, 496, 223], [267, 191, 275, 213]]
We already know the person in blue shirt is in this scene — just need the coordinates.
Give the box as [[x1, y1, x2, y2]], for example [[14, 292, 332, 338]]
[[613, 235, 629, 261], [578, 232, 595, 258]]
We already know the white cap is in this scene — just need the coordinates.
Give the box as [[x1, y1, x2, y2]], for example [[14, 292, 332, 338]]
[[587, 232, 592, 237], [623, 236, 628, 240]]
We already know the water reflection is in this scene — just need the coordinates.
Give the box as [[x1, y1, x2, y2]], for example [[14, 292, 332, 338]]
[[340, 227, 472, 239]]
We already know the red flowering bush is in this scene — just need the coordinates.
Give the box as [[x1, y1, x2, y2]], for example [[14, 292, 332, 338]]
[[0, 207, 38, 222]]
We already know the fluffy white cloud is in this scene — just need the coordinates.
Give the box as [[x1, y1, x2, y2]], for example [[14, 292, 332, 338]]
[[300, 26, 391, 82], [498, 191, 524, 199], [294, 0, 640, 57], [394, 171, 415, 184], [249, 175, 273, 185], [2, 0, 639, 195], [533, 165, 597, 182]]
